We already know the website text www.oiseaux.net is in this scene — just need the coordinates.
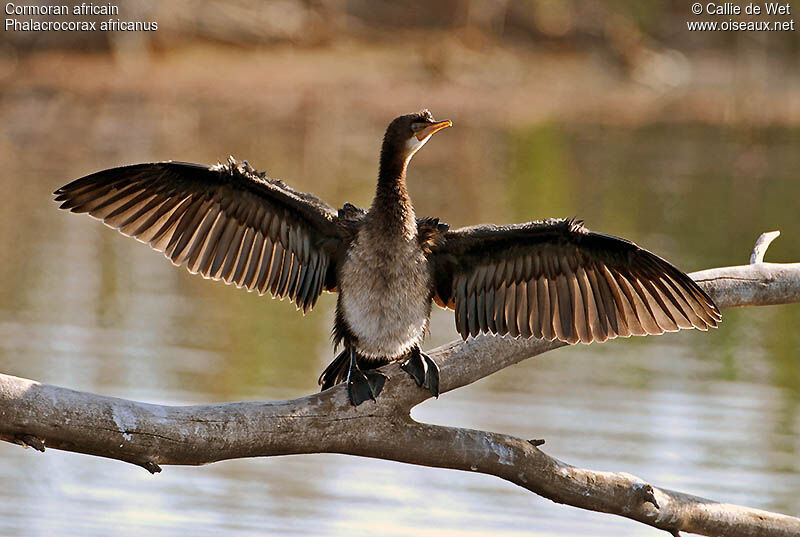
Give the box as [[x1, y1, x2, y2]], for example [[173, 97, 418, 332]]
[[687, 18, 795, 30]]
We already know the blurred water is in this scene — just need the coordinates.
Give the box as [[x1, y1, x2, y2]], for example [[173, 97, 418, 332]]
[[1, 94, 799, 536]]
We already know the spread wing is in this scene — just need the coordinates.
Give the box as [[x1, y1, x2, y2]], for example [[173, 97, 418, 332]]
[[54, 158, 343, 312], [429, 218, 721, 344]]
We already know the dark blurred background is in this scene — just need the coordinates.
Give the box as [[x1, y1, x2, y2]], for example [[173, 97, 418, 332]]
[[1, 2, 799, 536]]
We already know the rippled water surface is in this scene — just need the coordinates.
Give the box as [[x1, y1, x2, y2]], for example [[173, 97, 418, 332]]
[[1, 96, 799, 536]]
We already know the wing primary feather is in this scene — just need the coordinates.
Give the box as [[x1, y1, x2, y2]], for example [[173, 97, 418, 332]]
[[243, 232, 266, 290], [186, 208, 223, 272], [455, 276, 469, 338], [297, 254, 315, 309], [536, 276, 550, 339], [175, 200, 217, 266], [476, 287, 487, 333], [610, 270, 647, 336], [165, 196, 206, 260], [233, 227, 255, 287], [118, 192, 170, 234], [277, 251, 294, 298], [645, 273, 694, 329], [505, 283, 518, 337], [588, 263, 617, 337], [619, 272, 663, 334], [527, 278, 540, 339], [600, 265, 631, 337], [485, 285, 497, 333], [640, 264, 693, 327], [210, 214, 242, 278], [557, 256, 577, 344], [306, 257, 322, 310], [58, 180, 122, 210], [88, 187, 148, 220], [220, 223, 247, 283], [576, 266, 604, 342], [310, 257, 328, 308], [286, 253, 302, 299], [664, 274, 714, 328], [110, 194, 162, 232], [632, 275, 679, 332], [267, 243, 286, 295], [294, 262, 309, 304], [494, 282, 507, 334], [104, 190, 158, 227], [570, 268, 591, 344], [516, 281, 531, 338], [538, 277, 553, 340], [642, 256, 718, 325], [467, 288, 479, 337], [553, 274, 574, 343], [258, 239, 279, 295], [83, 182, 147, 216], [299, 251, 320, 310], [196, 212, 230, 275], [136, 194, 189, 245]]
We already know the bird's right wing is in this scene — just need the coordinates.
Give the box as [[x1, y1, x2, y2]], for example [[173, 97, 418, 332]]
[[54, 158, 344, 312]]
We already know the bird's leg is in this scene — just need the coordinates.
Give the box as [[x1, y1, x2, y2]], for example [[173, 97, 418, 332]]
[[346, 347, 387, 406], [401, 346, 440, 398]]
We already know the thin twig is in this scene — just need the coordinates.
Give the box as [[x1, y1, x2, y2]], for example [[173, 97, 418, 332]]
[[750, 230, 781, 264]]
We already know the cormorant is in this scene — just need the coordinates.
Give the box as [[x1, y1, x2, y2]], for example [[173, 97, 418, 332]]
[[54, 110, 721, 405]]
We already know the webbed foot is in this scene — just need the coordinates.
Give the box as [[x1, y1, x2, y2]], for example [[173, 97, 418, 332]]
[[346, 349, 387, 405], [401, 347, 440, 398]]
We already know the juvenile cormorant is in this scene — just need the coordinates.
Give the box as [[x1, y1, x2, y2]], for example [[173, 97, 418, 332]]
[[54, 110, 721, 405]]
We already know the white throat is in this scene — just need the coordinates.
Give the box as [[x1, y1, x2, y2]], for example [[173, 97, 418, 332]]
[[404, 135, 431, 162]]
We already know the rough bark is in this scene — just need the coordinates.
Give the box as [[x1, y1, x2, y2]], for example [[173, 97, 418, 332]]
[[1, 233, 799, 536]]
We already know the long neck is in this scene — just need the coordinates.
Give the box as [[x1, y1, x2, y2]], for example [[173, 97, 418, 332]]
[[368, 144, 416, 238]]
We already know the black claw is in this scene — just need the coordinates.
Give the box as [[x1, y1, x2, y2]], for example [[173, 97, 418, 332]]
[[401, 348, 440, 398]]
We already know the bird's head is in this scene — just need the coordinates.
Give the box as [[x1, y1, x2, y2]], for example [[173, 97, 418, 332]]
[[382, 110, 452, 165]]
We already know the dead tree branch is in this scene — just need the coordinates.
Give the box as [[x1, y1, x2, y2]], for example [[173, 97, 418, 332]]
[[2, 232, 799, 536]]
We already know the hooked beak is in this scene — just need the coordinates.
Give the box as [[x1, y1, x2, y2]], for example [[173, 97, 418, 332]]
[[414, 119, 452, 141]]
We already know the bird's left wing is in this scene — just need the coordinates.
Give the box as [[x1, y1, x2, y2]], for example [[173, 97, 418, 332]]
[[428, 218, 720, 344], [54, 158, 343, 312]]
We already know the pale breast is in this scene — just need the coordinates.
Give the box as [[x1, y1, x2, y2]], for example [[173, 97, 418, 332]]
[[339, 231, 432, 359]]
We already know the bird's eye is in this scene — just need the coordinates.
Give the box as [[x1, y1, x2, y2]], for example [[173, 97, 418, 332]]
[[410, 121, 428, 133]]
